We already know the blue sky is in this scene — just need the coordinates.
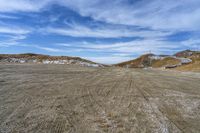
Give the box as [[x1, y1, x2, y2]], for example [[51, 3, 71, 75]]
[[0, 0, 200, 64]]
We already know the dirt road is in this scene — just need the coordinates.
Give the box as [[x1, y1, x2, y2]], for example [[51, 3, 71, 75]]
[[0, 64, 200, 133]]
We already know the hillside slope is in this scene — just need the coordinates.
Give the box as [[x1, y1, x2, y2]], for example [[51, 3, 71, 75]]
[[115, 50, 199, 71], [116, 54, 154, 68], [174, 50, 200, 72], [0, 53, 104, 67], [115, 54, 183, 68]]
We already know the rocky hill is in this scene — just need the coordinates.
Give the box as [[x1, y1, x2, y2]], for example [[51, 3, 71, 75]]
[[116, 54, 155, 68], [174, 50, 200, 71], [0, 53, 104, 67], [115, 50, 200, 72]]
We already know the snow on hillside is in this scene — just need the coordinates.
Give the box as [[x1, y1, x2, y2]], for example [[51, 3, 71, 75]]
[[42, 59, 102, 67], [149, 55, 165, 60], [178, 58, 192, 64], [150, 55, 192, 65], [0, 55, 103, 67]]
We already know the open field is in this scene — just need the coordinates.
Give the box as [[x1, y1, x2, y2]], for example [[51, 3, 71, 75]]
[[0, 64, 200, 133]]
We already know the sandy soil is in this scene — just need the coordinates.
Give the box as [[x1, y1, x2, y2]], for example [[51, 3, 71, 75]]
[[0, 64, 200, 133]]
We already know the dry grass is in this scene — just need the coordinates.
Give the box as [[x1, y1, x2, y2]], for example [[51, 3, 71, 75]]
[[152, 57, 180, 68], [176, 62, 200, 72], [116, 54, 153, 68], [175, 53, 200, 72], [176, 60, 200, 72], [0, 53, 99, 65]]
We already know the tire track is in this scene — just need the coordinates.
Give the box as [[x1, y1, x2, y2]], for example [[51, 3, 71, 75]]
[[0, 96, 33, 133], [59, 69, 105, 133], [80, 69, 126, 132], [132, 72, 185, 133]]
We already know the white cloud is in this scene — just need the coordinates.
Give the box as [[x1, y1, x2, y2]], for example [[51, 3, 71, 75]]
[[0, 24, 30, 47], [58, 38, 182, 64], [34, 45, 64, 52], [45, 22, 172, 38], [83, 56, 133, 64], [77, 38, 184, 64], [181, 39, 200, 50], [59, 0, 200, 30], [0, 0, 199, 64], [0, 26, 30, 34], [0, 35, 27, 47], [60, 39, 180, 54], [0, 14, 19, 19], [112, 53, 132, 57], [1, 0, 199, 31], [0, 0, 52, 12]]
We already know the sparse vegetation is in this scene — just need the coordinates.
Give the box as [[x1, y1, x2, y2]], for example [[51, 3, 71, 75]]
[[115, 50, 200, 72], [152, 57, 180, 68], [0, 53, 103, 67]]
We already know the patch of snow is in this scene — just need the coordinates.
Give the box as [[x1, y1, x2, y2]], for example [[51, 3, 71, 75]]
[[149, 56, 165, 60], [178, 58, 192, 64], [41, 59, 101, 67], [42, 60, 51, 64], [6, 58, 27, 63], [32, 59, 37, 63], [42, 60, 67, 64], [0, 58, 102, 67], [19, 60, 26, 63], [87, 64, 100, 67]]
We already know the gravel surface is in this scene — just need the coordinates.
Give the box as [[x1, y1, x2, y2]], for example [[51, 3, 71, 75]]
[[0, 64, 200, 133]]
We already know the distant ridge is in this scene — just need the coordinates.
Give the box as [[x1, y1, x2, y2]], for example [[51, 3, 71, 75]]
[[115, 50, 200, 72], [0, 53, 104, 67]]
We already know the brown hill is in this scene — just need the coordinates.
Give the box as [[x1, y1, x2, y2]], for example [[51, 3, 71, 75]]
[[115, 50, 200, 72], [0, 53, 104, 67], [175, 51, 200, 72], [115, 54, 179, 68], [151, 57, 181, 68], [0, 53, 88, 62], [116, 54, 154, 68]]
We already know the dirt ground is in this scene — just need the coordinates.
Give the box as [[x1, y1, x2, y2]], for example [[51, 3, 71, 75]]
[[0, 64, 200, 133]]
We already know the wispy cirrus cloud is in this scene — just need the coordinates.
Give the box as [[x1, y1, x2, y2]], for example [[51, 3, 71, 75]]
[[0, 14, 19, 19], [0, 34, 27, 47], [1, 0, 200, 30], [58, 38, 187, 64], [83, 56, 133, 64], [0, 26, 30, 35], [60, 0, 200, 30], [45, 22, 173, 39], [181, 39, 200, 50], [59, 38, 181, 55], [33, 45, 64, 52], [0, 0, 51, 12], [0, 23, 31, 47], [0, 0, 199, 64]]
